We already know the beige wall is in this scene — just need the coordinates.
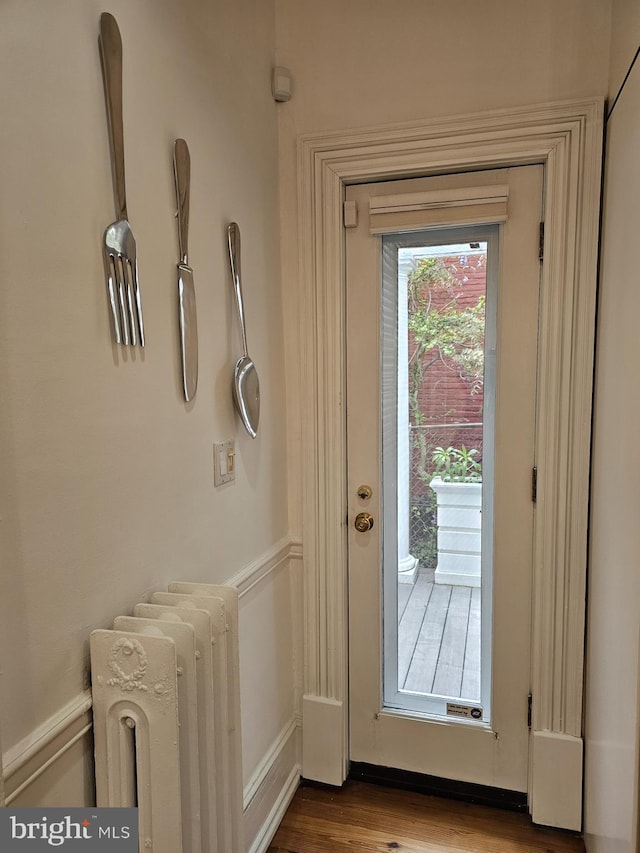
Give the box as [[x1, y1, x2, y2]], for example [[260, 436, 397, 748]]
[[0, 0, 295, 814], [584, 6, 640, 850], [609, 0, 640, 100], [276, 0, 611, 538]]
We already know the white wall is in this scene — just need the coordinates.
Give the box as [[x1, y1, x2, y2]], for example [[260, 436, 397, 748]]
[[0, 0, 299, 828], [275, 0, 611, 539], [584, 5, 640, 849]]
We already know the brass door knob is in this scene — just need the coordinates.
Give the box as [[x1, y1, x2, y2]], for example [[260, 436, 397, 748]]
[[354, 512, 374, 532]]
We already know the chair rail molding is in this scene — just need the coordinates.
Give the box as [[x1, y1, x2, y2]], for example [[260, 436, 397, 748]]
[[296, 98, 603, 828]]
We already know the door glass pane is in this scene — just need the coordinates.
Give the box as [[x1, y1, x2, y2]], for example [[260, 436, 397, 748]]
[[382, 227, 497, 722]]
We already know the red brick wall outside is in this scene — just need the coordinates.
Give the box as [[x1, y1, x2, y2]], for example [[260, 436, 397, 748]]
[[408, 253, 486, 500]]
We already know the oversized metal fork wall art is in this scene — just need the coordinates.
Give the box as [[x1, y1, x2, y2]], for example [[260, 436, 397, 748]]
[[99, 13, 144, 347]]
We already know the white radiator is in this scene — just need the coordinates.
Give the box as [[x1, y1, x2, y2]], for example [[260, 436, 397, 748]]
[[90, 583, 244, 853]]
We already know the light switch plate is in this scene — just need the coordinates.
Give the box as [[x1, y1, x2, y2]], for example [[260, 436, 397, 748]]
[[213, 440, 235, 486]]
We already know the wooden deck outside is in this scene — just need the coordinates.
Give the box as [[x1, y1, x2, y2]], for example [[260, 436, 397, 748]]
[[398, 568, 481, 701]]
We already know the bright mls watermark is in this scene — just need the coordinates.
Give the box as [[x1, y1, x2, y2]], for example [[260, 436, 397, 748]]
[[0, 809, 138, 850]]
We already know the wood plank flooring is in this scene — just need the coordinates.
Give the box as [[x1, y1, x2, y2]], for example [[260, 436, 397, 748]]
[[399, 569, 481, 700], [268, 781, 585, 853]]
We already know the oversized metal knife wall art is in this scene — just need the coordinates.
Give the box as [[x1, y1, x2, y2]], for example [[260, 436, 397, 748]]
[[173, 139, 198, 402]]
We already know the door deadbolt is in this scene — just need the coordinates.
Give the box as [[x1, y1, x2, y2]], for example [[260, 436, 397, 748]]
[[357, 485, 373, 500], [354, 512, 374, 532]]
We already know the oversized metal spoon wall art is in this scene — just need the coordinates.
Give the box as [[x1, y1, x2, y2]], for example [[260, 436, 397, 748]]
[[227, 223, 260, 438]]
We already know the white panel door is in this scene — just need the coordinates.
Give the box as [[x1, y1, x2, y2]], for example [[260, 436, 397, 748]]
[[347, 165, 543, 794]]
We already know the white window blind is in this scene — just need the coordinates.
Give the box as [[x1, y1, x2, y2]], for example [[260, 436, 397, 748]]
[[369, 184, 509, 234]]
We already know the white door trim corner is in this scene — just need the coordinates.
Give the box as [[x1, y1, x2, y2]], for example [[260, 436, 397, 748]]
[[296, 99, 603, 827]]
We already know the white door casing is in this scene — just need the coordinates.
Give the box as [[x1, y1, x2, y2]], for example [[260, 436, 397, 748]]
[[297, 99, 603, 830]]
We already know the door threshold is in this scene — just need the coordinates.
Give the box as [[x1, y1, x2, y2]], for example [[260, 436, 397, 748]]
[[348, 762, 527, 812]]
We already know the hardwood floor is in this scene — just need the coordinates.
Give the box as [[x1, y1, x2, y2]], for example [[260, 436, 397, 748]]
[[267, 780, 585, 853], [399, 569, 481, 701]]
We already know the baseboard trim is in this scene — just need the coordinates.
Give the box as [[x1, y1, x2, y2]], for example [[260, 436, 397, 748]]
[[247, 765, 300, 853], [244, 718, 301, 853], [348, 762, 527, 812], [244, 717, 299, 809]]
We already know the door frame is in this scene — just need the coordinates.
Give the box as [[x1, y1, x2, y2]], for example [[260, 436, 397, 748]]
[[297, 99, 603, 830]]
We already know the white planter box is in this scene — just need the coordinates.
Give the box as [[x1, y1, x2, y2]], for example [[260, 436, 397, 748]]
[[429, 478, 482, 587]]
